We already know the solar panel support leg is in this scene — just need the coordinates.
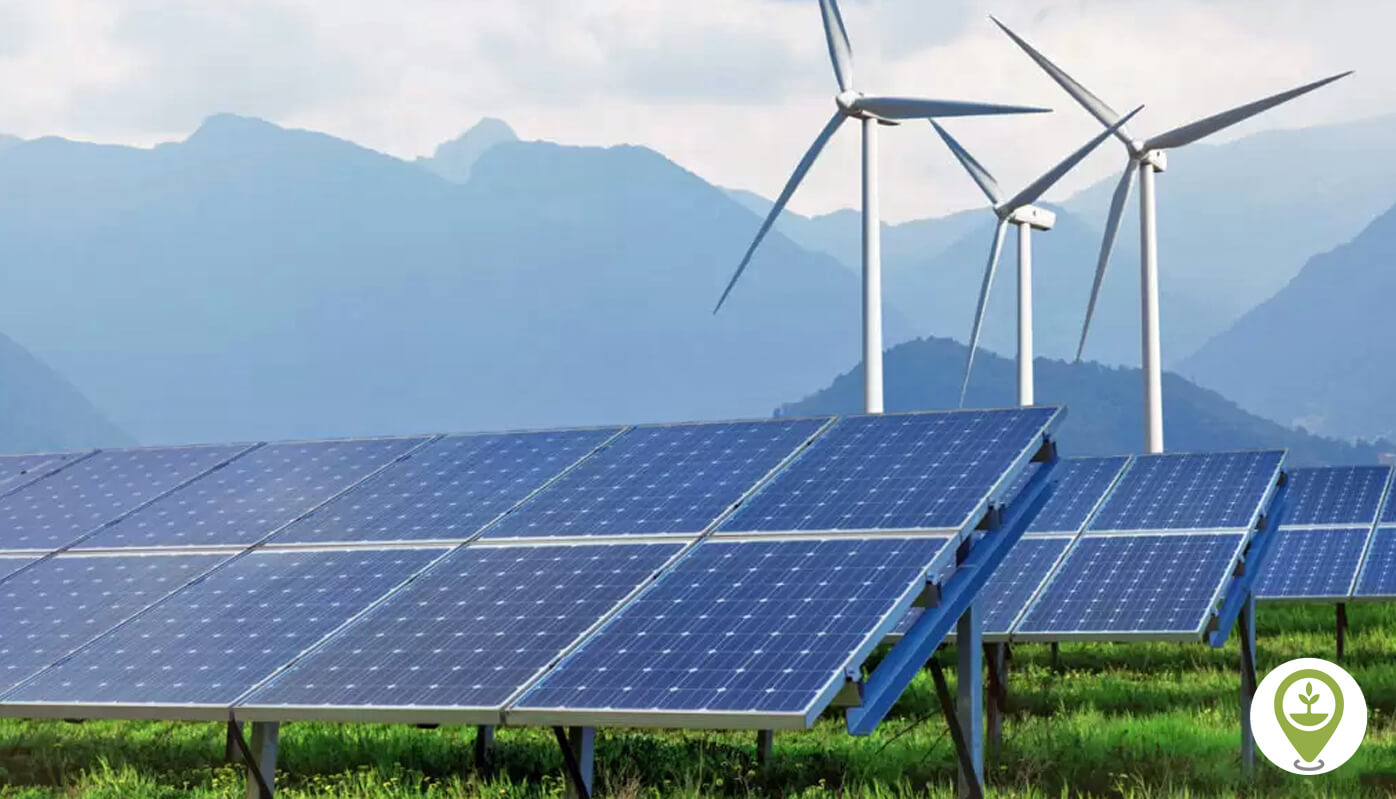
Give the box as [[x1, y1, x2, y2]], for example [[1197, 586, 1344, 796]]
[[244, 722, 279, 799], [756, 729, 774, 767], [225, 720, 245, 764], [555, 726, 594, 799], [957, 605, 984, 798], [985, 642, 1007, 766], [1336, 603, 1348, 661], [474, 725, 495, 773], [929, 659, 984, 799], [1049, 642, 1060, 674], [1239, 594, 1257, 778]]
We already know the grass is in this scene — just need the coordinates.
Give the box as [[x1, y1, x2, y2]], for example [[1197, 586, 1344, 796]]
[[0, 604, 1391, 798]]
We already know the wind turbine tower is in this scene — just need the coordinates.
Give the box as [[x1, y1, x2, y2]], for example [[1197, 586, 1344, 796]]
[[714, 0, 1050, 414]]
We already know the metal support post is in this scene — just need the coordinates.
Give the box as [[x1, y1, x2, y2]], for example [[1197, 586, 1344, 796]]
[[1336, 603, 1348, 661], [957, 606, 984, 797], [756, 729, 774, 766], [225, 720, 245, 763], [555, 726, 595, 799], [1239, 594, 1258, 777], [1049, 642, 1060, 673], [240, 721, 279, 799], [985, 642, 1007, 766], [930, 660, 984, 799], [475, 725, 495, 773]]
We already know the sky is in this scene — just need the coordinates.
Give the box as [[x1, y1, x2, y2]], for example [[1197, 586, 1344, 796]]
[[0, 0, 1389, 221]]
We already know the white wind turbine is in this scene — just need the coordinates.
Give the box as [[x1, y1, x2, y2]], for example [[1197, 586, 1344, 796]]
[[713, 0, 1050, 414], [934, 106, 1141, 408], [994, 17, 1351, 452]]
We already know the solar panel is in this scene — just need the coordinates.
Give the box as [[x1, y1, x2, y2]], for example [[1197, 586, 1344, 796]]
[[0, 444, 250, 551], [1, 548, 442, 711], [241, 542, 682, 720], [717, 408, 1059, 535], [1015, 533, 1245, 638], [0, 451, 87, 495], [483, 419, 828, 539], [1087, 451, 1282, 532], [75, 437, 428, 550], [1353, 526, 1396, 598], [1380, 486, 1396, 524], [509, 536, 953, 727], [0, 554, 44, 584], [270, 429, 619, 545], [1254, 528, 1369, 600], [1010, 456, 1129, 535], [1280, 467, 1391, 528], [0, 552, 228, 694]]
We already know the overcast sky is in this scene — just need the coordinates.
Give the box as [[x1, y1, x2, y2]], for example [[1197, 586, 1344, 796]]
[[1, 0, 1389, 220]]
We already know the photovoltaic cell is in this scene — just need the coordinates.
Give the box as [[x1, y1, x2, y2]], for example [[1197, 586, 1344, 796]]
[[1016, 533, 1244, 636], [1280, 467, 1390, 528], [718, 408, 1058, 534], [1254, 528, 1368, 600], [483, 419, 828, 539], [1087, 451, 1283, 532], [3, 548, 441, 708], [514, 536, 951, 719], [0, 552, 227, 693], [245, 542, 681, 712], [76, 437, 428, 549], [0, 452, 86, 495], [0, 444, 249, 551], [1006, 456, 1129, 535], [1354, 527, 1396, 598], [270, 428, 619, 545]]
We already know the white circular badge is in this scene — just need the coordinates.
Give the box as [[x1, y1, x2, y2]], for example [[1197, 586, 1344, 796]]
[[1251, 657, 1367, 774]]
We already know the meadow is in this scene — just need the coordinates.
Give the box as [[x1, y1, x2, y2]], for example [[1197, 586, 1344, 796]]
[[0, 604, 1390, 799]]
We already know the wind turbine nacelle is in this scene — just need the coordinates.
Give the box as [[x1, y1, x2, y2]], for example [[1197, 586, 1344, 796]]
[[1008, 205, 1056, 231], [1142, 149, 1168, 172]]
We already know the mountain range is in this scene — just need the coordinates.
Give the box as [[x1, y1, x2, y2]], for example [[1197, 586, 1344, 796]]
[[0, 333, 130, 452]]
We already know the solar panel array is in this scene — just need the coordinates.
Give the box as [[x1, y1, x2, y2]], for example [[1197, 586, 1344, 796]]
[[0, 407, 1062, 730], [1254, 466, 1393, 602]]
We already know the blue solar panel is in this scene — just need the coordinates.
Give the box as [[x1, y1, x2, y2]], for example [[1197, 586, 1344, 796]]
[[245, 542, 681, 712], [3, 548, 441, 707], [1016, 533, 1244, 637], [0, 444, 249, 551], [270, 429, 618, 545], [76, 437, 428, 549], [0, 554, 43, 584], [1254, 528, 1369, 600], [1087, 451, 1283, 532], [0, 452, 86, 495], [718, 408, 1059, 534], [1281, 467, 1390, 527], [1007, 456, 1129, 534], [1354, 527, 1396, 598], [513, 536, 951, 718], [483, 419, 828, 539], [0, 552, 226, 693]]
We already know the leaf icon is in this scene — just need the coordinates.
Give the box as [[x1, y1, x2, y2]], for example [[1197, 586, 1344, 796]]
[[1300, 681, 1321, 712]]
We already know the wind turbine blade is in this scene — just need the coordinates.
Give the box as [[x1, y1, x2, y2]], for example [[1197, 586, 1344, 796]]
[[1003, 105, 1143, 212], [714, 112, 846, 314], [819, 0, 854, 92], [1144, 71, 1353, 151], [1076, 162, 1137, 361], [855, 96, 1050, 119], [991, 16, 1135, 148], [960, 219, 1010, 407], [930, 121, 1003, 205]]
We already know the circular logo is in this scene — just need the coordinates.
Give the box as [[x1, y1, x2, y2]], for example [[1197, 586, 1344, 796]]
[[1252, 658, 1367, 774]]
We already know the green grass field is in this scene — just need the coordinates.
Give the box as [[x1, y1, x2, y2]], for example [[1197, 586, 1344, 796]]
[[0, 604, 1391, 798]]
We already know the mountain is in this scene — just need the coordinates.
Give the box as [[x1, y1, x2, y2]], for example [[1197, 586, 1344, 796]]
[[779, 336, 1390, 467], [0, 114, 914, 445], [1179, 201, 1396, 442], [416, 118, 517, 183], [744, 114, 1396, 368], [0, 332, 131, 452]]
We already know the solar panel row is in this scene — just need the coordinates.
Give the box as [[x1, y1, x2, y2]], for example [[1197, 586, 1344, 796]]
[[0, 408, 1064, 729]]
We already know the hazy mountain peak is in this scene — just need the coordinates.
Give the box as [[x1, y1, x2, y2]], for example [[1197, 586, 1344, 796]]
[[187, 113, 285, 143], [418, 117, 518, 183]]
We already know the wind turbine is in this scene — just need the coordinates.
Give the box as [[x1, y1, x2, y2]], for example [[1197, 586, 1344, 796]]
[[713, 0, 1050, 414], [993, 17, 1351, 452], [934, 106, 1142, 408]]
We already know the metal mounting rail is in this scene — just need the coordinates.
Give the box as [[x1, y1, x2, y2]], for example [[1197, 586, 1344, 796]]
[[1209, 472, 1289, 648]]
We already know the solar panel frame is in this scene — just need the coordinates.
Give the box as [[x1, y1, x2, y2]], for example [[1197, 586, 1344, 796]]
[[234, 539, 689, 726], [504, 534, 959, 730], [711, 407, 1063, 540], [1011, 530, 1251, 643]]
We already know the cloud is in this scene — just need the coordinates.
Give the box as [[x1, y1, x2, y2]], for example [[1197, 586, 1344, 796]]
[[0, 0, 1385, 220]]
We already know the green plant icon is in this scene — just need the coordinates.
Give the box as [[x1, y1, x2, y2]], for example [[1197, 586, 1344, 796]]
[[1275, 669, 1344, 770]]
